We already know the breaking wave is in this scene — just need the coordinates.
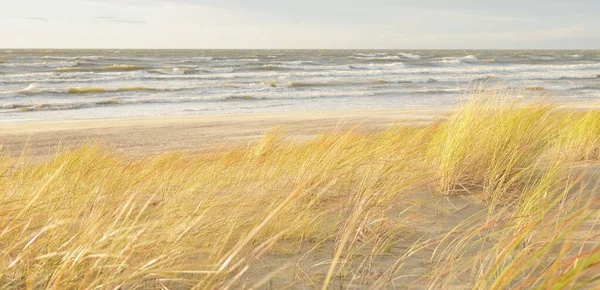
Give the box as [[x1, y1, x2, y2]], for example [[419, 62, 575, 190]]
[[17, 84, 174, 95], [42, 55, 104, 61], [54, 65, 147, 73], [350, 62, 406, 70], [351, 55, 403, 61], [149, 67, 195, 75], [435, 55, 480, 65], [398, 53, 421, 59]]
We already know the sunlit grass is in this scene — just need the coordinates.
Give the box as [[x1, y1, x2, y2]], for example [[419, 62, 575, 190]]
[[428, 91, 557, 199], [556, 110, 600, 162], [1, 93, 600, 288]]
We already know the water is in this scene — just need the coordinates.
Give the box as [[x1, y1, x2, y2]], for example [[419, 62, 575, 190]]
[[1, 49, 599, 121]]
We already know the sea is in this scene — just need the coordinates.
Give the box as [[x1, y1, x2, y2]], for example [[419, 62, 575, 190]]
[[1, 49, 599, 122]]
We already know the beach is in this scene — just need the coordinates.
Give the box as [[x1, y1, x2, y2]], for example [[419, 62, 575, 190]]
[[0, 107, 451, 158]]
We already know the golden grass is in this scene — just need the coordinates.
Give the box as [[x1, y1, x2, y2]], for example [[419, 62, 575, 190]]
[[556, 110, 600, 161], [428, 92, 557, 199], [1, 94, 600, 288]]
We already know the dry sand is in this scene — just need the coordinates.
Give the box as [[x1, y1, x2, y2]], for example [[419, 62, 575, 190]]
[[0, 107, 451, 158]]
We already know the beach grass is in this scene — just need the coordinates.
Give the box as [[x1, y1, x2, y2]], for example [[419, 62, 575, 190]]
[[1, 94, 600, 288]]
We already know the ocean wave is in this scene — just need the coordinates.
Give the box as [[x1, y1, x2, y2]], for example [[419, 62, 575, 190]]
[[3, 101, 115, 112], [555, 76, 600, 80], [526, 55, 556, 61], [0, 71, 144, 85], [214, 58, 260, 64], [354, 53, 388, 57], [258, 79, 344, 88], [279, 60, 316, 65], [16, 84, 176, 95], [42, 55, 104, 61], [434, 55, 480, 65], [4, 89, 377, 113], [289, 81, 343, 88], [149, 67, 195, 75], [398, 53, 421, 59], [54, 64, 147, 73], [191, 56, 213, 61], [252, 65, 290, 71], [570, 85, 600, 93], [202, 67, 236, 73], [410, 88, 460, 95], [0, 61, 78, 68], [178, 57, 214, 64], [351, 55, 402, 61], [224, 95, 265, 101], [371, 79, 412, 84], [254, 63, 349, 71], [217, 90, 375, 101], [471, 75, 503, 82], [350, 62, 406, 70]]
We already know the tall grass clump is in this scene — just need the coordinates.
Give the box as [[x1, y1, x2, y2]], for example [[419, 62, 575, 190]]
[[556, 110, 600, 162], [428, 92, 557, 198]]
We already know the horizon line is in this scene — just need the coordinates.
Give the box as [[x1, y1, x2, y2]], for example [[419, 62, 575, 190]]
[[2, 47, 599, 51]]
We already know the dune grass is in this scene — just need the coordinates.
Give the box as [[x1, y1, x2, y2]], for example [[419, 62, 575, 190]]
[[428, 92, 558, 199], [556, 110, 600, 162], [1, 94, 600, 288]]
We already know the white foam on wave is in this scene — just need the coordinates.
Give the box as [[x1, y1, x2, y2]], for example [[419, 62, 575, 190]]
[[13, 83, 196, 96], [350, 62, 406, 70], [526, 55, 556, 61], [352, 55, 402, 61], [188, 56, 213, 61], [150, 67, 195, 75], [0, 61, 78, 68], [203, 67, 235, 73], [278, 60, 315, 65], [398, 53, 421, 59], [20, 83, 54, 94], [41, 55, 103, 61], [354, 53, 388, 58], [263, 63, 350, 71], [215, 58, 260, 63], [435, 55, 480, 65]]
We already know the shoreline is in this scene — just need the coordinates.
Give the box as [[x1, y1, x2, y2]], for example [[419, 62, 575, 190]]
[[0, 107, 452, 134]]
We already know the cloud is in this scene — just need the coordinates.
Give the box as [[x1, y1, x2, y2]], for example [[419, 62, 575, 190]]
[[95, 16, 146, 24]]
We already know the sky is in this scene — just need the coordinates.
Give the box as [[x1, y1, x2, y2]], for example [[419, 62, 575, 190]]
[[0, 0, 599, 49]]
